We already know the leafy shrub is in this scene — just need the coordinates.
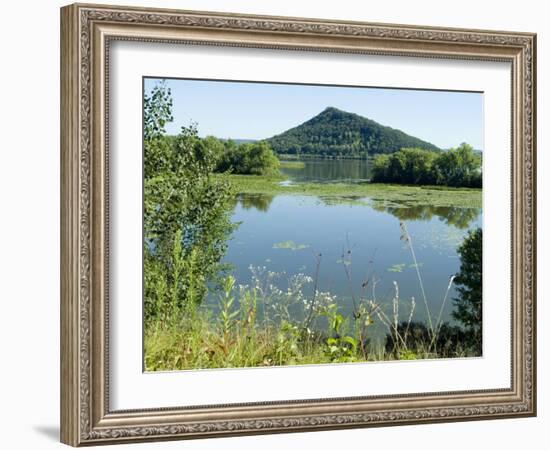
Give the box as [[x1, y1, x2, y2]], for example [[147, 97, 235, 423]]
[[216, 140, 280, 176], [372, 143, 482, 188]]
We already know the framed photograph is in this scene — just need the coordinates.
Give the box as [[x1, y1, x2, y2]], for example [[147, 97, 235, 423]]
[[60, 3, 537, 446]]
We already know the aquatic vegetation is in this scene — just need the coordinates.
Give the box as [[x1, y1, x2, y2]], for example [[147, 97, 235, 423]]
[[387, 263, 407, 273], [219, 174, 482, 209], [273, 240, 310, 251]]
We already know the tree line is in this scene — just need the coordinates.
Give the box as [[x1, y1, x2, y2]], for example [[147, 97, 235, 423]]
[[371, 144, 482, 188]]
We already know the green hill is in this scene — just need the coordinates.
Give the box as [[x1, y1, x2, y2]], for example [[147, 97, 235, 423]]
[[266, 107, 440, 157]]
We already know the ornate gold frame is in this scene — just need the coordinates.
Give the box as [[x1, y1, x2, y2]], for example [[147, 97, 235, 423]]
[[60, 3, 536, 446]]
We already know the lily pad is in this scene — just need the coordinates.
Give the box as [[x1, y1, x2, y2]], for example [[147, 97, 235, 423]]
[[273, 240, 310, 251], [387, 263, 406, 273]]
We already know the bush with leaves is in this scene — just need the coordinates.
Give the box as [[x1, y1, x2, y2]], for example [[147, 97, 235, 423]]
[[216, 140, 280, 176], [143, 82, 235, 325], [372, 143, 482, 187]]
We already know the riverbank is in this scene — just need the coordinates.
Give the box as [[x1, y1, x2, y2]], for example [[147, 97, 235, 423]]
[[144, 313, 437, 371], [219, 174, 482, 209]]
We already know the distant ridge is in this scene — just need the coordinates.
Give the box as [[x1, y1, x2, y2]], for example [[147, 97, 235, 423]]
[[266, 107, 440, 157]]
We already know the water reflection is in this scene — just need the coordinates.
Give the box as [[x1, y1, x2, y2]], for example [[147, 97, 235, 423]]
[[374, 203, 481, 229], [223, 194, 481, 342], [235, 193, 275, 212], [280, 158, 371, 183], [236, 193, 480, 230]]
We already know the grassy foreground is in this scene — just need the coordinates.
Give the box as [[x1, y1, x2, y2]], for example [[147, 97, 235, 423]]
[[145, 310, 415, 371], [219, 174, 482, 209], [144, 273, 474, 371], [145, 312, 474, 371]]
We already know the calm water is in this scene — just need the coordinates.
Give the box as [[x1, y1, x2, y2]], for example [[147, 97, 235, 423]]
[[280, 158, 372, 183], [210, 159, 481, 342]]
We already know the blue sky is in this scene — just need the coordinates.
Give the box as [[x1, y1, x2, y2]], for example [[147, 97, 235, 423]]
[[144, 78, 483, 150]]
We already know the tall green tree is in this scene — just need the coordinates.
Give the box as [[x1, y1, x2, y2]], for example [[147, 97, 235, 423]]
[[143, 80, 174, 178], [143, 82, 235, 324], [452, 228, 483, 354], [432, 143, 481, 187]]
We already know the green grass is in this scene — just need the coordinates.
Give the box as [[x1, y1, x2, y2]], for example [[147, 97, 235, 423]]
[[218, 174, 482, 209], [144, 296, 472, 372], [144, 303, 443, 371], [145, 313, 331, 371], [144, 271, 476, 372]]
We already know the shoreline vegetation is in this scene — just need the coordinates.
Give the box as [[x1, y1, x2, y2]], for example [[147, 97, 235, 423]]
[[371, 145, 482, 188], [143, 81, 483, 371], [221, 174, 482, 209]]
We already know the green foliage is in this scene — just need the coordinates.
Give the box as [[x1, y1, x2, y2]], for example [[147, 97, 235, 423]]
[[267, 106, 440, 157], [453, 228, 482, 354], [143, 81, 174, 180], [143, 264, 476, 370], [432, 143, 482, 187], [218, 276, 240, 343], [320, 303, 360, 362], [143, 82, 235, 325], [216, 140, 280, 175], [384, 321, 472, 359], [372, 143, 482, 188]]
